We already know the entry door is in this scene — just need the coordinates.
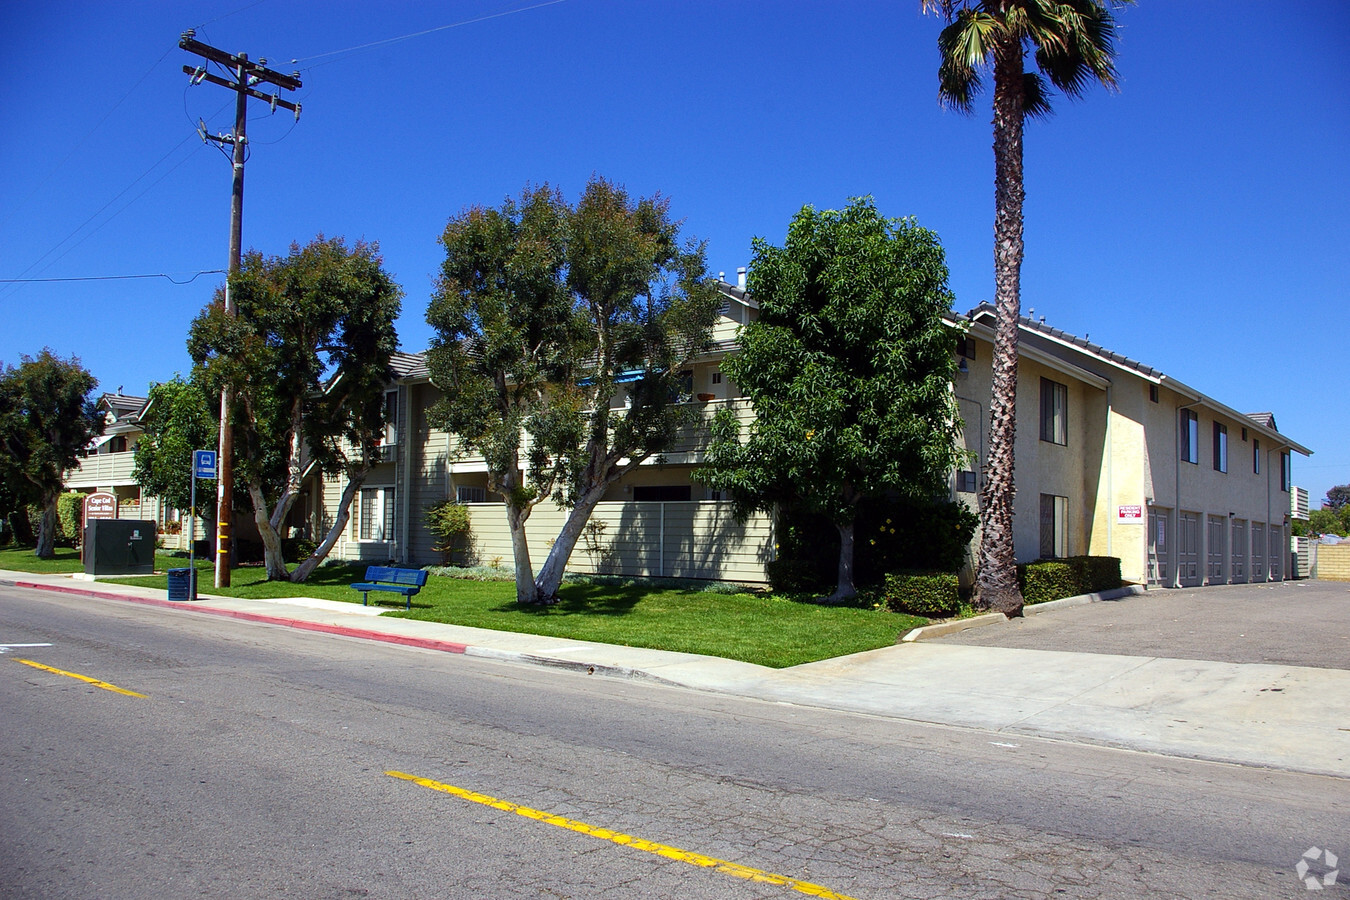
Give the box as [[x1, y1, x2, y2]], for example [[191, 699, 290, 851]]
[[1148, 508, 1169, 586], [1177, 512, 1201, 586], [1207, 515, 1227, 584], [1251, 522, 1266, 581], [1268, 526, 1284, 581], [1231, 520, 1247, 582]]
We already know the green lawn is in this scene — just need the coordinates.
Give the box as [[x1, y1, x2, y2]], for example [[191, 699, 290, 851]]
[[0, 546, 923, 668]]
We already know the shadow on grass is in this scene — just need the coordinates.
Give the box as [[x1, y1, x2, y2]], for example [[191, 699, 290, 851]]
[[492, 581, 646, 617]]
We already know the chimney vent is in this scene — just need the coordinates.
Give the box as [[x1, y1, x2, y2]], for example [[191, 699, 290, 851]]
[[736, 267, 747, 290]]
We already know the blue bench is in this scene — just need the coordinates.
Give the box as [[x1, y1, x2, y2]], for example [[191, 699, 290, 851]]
[[349, 566, 428, 610]]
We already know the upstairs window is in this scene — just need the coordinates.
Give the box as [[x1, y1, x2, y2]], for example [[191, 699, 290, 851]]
[[1212, 422, 1228, 473], [1280, 451, 1291, 492], [383, 390, 398, 446], [1180, 410, 1199, 464], [1253, 439, 1260, 474], [1040, 378, 1067, 445]]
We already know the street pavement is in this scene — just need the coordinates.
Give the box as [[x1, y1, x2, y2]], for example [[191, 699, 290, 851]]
[[3, 569, 1348, 780]]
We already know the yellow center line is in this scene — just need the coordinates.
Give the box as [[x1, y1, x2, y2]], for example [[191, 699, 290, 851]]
[[16, 659, 147, 698], [386, 770, 859, 900]]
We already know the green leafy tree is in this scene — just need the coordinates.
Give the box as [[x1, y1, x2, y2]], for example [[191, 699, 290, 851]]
[[1308, 507, 1348, 538], [1323, 485, 1350, 512], [132, 376, 221, 520], [0, 350, 104, 558], [426, 177, 720, 604], [695, 198, 966, 603], [190, 236, 403, 582], [925, 0, 1129, 616]]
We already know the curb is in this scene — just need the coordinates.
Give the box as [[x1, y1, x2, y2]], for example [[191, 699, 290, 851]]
[[1022, 584, 1146, 615], [900, 584, 1148, 641], [4, 579, 471, 656], [900, 612, 1005, 642]]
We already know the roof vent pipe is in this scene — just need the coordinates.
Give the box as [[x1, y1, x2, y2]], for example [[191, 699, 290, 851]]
[[737, 267, 747, 290], [718, 271, 725, 283]]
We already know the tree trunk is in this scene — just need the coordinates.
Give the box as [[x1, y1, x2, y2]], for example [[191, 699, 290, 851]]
[[534, 484, 608, 603], [976, 39, 1028, 618], [249, 482, 290, 581], [508, 501, 540, 605], [33, 493, 59, 559], [289, 465, 367, 583], [825, 518, 858, 605]]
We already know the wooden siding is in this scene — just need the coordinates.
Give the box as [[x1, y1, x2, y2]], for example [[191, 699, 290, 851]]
[[453, 501, 774, 583]]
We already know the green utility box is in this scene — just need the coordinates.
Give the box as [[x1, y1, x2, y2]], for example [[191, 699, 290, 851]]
[[84, 519, 157, 576]]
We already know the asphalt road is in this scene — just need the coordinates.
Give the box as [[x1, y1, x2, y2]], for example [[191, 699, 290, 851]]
[[2, 585, 1347, 899], [938, 580, 1350, 669]]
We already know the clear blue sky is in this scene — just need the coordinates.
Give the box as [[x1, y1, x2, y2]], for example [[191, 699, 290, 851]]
[[2, 2, 1346, 505]]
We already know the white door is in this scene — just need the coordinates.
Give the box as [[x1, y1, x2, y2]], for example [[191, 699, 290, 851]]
[[1207, 515, 1227, 584], [1148, 508, 1169, 586], [1178, 512, 1201, 586], [1251, 522, 1266, 581], [1231, 520, 1247, 582]]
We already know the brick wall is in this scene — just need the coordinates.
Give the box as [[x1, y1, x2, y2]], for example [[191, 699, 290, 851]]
[[1317, 544, 1350, 582]]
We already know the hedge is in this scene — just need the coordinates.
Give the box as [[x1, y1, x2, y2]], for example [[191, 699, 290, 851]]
[[1018, 556, 1122, 605], [880, 571, 962, 617], [57, 492, 88, 548]]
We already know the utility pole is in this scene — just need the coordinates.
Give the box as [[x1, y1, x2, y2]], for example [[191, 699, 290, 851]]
[[179, 31, 301, 587]]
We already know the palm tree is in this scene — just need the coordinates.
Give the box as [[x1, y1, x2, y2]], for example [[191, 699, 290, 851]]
[[924, 0, 1127, 616]]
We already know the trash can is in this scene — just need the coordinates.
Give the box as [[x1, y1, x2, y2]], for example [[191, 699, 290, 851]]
[[167, 567, 197, 602]]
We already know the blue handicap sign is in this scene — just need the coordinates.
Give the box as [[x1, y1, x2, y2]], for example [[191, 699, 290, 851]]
[[194, 449, 218, 480]]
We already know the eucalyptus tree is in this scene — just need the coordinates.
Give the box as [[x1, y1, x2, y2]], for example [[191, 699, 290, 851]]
[[0, 351, 103, 558], [925, 0, 1128, 615], [189, 236, 402, 581], [695, 199, 965, 603], [426, 177, 720, 604]]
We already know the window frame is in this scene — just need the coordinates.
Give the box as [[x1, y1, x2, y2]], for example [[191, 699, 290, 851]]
[[1039, 493, 1069, 559], [1280, 451, 1291, 492], [1040, 378, 1068, 446], [1212, 422, 1228, 473], [1180, 409, 1199, 464], [1253, 438, 1260, 474], [354, 485, 395, 543]]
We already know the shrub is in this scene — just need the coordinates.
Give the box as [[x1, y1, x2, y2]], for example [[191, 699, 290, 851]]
[[1018, 556, 1122, 605], [57, 492, 88, 548], [766, 557, 826, 594], [880, 571, 962, 617], [281, 536, 318, 561], [424, 500, 472, 565]]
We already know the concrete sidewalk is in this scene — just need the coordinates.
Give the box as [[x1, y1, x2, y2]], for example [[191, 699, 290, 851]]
[[4, 569, 1348, 779]]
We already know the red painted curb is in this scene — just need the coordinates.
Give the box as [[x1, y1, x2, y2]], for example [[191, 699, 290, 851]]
[[10, 580, 470, 655]]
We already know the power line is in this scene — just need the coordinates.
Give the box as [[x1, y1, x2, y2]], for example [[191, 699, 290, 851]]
[[193, 0, 271, 30], [0, 270, 225, 285], [289, 0, 567, 70]]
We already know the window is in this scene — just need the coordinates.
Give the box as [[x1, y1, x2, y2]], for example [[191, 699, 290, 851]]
[[355, 487, 394, 541], [1149, 384, 1159, 404], [1180, 409, 1199, 463], [383, 390, 398, 446], [1240, 427, 1248, 442], [456, 485, 486, 503], [1213, 422, 1227, 473], [711, 371, 722, 385], [108, 435, 128, 453], [955, 336, 977, 360], [1280, 451, 1291, 492], [956, 470, 978, 493], [1040, 378, 1067, 445], [1253, 439, 1260, 474], [1039, 494, 1068, 559]]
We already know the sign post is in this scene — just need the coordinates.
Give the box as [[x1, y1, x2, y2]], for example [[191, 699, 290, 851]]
[[190, 450, 217, 600]]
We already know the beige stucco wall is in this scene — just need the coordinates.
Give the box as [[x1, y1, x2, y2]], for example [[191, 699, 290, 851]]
[[1316, 544, 1350, 582]]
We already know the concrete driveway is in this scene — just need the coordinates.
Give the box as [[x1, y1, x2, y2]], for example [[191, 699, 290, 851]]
[[934, 579, 1350, 670]]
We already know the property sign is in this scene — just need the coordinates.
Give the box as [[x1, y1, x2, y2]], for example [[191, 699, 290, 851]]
[[83, 492, 117, 525], [1117, 504, 1144, 522], [193, 449, 217, 480]]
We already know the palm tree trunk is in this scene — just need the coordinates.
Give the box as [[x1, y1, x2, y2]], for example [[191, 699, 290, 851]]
[[976, 40, 1028, 617]]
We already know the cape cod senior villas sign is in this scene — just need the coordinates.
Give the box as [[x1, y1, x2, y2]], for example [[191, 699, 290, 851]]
[[1117, 504, 1144, 522], [83, 492, 118, 525]]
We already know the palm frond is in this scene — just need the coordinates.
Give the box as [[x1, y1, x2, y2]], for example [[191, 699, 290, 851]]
[[935, 10, 1002, 112], [1021, 72, 1054, 119]]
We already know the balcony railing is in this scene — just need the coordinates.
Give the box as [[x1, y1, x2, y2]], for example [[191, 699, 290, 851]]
[[444, 398, 755, 467], [65, 452, 137, 487]]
